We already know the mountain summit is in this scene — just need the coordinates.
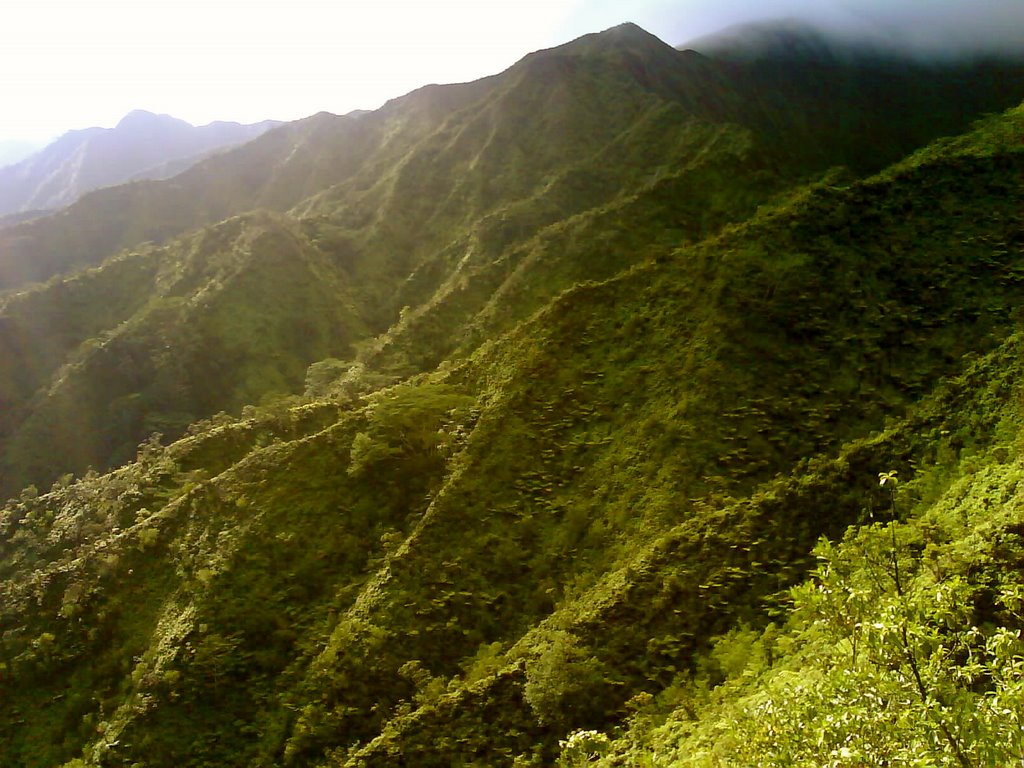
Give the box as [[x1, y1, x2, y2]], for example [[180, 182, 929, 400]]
[[114, 109, 185, 130]]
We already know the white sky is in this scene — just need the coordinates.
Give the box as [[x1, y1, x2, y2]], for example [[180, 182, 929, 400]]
[[1, 0, 1022, 144], [0, 0, 621, 143]]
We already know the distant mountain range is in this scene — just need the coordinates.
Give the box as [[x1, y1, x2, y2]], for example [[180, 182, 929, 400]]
[[1, 20, 1024, 768], [0, 111, 279, 219]]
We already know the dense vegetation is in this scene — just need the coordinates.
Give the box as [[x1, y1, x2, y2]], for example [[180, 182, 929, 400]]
[[0, 22, 1022, 767]]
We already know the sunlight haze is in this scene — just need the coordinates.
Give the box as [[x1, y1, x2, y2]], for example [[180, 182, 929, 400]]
[[1, 0, 1022, 144]]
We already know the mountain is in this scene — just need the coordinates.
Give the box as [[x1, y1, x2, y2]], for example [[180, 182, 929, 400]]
[[0, 21, 1023, 768], [4, 22, 1023, 495], [0, 111, 279, 218], [2, 24, 1023, 300]]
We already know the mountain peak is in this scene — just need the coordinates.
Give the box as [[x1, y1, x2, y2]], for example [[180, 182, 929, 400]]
[[575, 20, 675, 54], [517, 20, 677, 67], [509, 19, 690, 91], [115, 109, 191, 130], [600, 21, 652, 39]]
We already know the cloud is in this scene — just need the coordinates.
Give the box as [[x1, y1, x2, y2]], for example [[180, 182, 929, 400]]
[[664, 0, 1024, 56]]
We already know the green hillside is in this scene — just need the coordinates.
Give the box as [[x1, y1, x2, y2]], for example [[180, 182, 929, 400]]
[[4, 23, 1024, 497], [0, 211, 366, 497], [0, 22, 1023, 768]]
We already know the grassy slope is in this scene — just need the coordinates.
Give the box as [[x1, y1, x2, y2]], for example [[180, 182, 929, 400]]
[[0, 102, 1019, 768]]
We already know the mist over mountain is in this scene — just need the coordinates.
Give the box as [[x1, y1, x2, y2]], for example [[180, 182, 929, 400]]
[[686, 18, 905, 61], [0, 140, 43, 170], [686, 16, 1024, 63], [672, 0, 1024, 59], [0, 19, 1023, 768], [0, 111, 279, 218]]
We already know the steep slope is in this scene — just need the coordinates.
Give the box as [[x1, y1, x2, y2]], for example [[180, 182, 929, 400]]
[[290, 104, 1024, 764], [0, 111, 278, 217], [0, 211, 367, 497], [0, 97, 1020, 768], [0, 22, 923, 493], [581, 332, 1024, 766]]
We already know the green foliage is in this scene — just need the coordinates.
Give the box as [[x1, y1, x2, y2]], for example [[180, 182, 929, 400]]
[[523, 630, 612, 728], [347, 382, 474, 482], [0, 211, 366, 495], [557, 729, 612, 767], [593, 411, 1024, 766], [0, 28, 1023, 768], [694, 473, 1024, 766]]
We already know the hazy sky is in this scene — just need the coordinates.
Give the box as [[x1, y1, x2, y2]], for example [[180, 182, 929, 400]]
[[1, 0, 1022, 145]]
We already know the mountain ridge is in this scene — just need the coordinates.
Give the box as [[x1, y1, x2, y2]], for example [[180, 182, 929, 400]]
[[1, 102, 1020, 765], [0, 21, 1023, 767], [3, 22, 1023, 297], [2, 20, 1024, 494]]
